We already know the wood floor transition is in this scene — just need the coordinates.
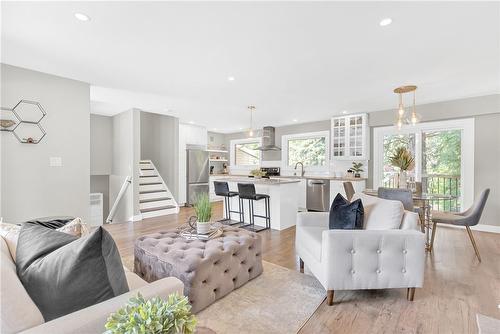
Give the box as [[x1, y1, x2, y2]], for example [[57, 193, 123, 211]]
[[104, 202, 500, 334]]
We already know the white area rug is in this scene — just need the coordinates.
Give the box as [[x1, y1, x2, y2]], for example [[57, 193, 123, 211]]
[[196, 261, 325, 334], [477, 314, 500, 334]]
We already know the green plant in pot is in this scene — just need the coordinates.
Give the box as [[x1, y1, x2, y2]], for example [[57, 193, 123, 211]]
[[250, 169, 266, 178], [194, 193, 212, 234], [389, 146, 415, 188], [104, 293, 197, 334], [351, 162, 364, 178]]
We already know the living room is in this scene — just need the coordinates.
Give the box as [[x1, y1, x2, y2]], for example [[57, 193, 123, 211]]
[[1, 1, 499, 334]]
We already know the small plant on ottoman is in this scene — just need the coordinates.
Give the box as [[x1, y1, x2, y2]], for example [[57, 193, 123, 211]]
[[104, 293, 197, 334], [193, 193, 212, 234]]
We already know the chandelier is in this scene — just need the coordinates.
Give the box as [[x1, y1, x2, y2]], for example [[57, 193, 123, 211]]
[[393, 85, 421, 130], [247, 105, 256, 137]]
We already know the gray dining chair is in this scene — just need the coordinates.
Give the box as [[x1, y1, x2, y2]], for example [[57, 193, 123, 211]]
[[430, 189, 490, 262], [343, 181, 355, 201], [377, 187, 414, 211]]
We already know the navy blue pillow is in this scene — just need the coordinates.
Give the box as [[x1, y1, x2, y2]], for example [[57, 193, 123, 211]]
[[329, 193, 364, 229]]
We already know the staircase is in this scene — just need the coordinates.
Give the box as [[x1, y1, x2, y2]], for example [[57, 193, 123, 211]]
[[139, 160, 179, 219]]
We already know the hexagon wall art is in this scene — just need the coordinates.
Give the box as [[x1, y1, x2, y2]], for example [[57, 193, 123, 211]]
[[1, 100, 47, 144]]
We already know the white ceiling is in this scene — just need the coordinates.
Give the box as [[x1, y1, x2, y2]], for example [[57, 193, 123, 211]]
[[2, 1, 499, 133]]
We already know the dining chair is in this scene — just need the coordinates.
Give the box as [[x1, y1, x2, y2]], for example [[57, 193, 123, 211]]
[[343, 181, 355, 201], [377, 187, 414, 211], [429, 189, 490, 262]]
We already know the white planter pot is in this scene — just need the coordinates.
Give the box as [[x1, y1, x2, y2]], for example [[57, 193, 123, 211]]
[[399, 171, 408, 189], [197, 222, 211, 234]]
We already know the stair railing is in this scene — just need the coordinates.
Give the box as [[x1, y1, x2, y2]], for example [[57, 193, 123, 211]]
[[106, 176, 132, 223]]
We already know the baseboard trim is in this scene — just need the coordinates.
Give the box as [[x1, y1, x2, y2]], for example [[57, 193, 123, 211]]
[[441, 223, 500, 234], [131, 214, 143, 222]]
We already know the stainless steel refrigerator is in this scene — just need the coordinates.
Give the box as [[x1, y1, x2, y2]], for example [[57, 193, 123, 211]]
[[186, 147, 209, 206]]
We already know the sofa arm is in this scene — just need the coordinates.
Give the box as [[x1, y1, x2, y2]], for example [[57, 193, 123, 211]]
[[20, 277, 184, 334], [321, 229, 425, 291], [296, 212, 329, 228]]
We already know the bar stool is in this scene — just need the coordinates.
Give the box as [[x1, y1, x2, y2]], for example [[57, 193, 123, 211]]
[[237, 183, 270, 232], [213, 181, 242, 225]]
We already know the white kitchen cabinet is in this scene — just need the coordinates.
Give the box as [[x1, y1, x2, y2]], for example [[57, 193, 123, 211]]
[[331, 113, 368, 160], [297, 179, 307, 210]]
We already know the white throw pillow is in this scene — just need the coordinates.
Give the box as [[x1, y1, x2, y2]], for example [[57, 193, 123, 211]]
[[352, 193, 404, 230], [0, 218, 89, 262]]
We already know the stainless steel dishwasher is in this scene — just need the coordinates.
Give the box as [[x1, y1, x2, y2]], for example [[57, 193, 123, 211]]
[[306, 179, 330, 211]]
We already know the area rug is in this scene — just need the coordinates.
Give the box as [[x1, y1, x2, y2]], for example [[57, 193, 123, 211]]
[[122, 257, 326, 334], [477, 314, 500, 334]]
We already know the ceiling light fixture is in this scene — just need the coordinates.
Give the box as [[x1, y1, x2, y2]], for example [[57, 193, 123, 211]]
[[227, 76, 235, 81], [379, 18, 392, 26], [247, 105, 256, 137], [74, 13, 91, 22], [189, 121, 195, 124], [342, 110, 348, 114], [293, 119, 298, 122], [393, 85, 421, 130]]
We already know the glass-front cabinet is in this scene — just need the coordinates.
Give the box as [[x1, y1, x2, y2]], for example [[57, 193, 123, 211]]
[[331, 113, 368, 160]]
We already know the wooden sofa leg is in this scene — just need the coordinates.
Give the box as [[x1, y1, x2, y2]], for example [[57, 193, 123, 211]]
[[299, 258, 304, 273], [327, 290, 334, 305], [407, 287, 415, 301]]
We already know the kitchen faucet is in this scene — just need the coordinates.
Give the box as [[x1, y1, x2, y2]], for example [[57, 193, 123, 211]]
[[294, 162, 305, 177]]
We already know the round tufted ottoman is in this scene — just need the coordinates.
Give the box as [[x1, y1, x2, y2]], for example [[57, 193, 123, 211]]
[[134, 226, 263, 313]]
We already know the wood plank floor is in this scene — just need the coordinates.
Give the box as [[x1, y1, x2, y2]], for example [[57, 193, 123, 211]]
[[104, 202, 500, 334]]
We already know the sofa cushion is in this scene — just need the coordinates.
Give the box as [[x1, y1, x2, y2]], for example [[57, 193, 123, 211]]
[[329, 193, 364, 230], [0, 218, 88, 262], [16, 224, 129, 321], [0, 237, 44, 334], [352, 193, 404, 230]]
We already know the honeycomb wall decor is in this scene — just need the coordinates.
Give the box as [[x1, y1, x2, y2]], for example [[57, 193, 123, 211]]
[[0, 100, 46, 144]]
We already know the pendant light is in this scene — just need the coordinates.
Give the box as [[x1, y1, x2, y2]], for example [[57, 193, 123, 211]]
[[393, 85, 420, 129], [247, 105, 256, 137]]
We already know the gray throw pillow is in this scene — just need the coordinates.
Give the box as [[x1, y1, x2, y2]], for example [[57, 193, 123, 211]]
[[16, 224, 129, 321]]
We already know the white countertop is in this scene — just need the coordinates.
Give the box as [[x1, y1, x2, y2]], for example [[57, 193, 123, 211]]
[[213, 176, 300, 185], [210, 174, 366, 182]]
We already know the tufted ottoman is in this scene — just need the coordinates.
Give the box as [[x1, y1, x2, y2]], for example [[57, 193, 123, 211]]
[[134, 226, 263, 313]]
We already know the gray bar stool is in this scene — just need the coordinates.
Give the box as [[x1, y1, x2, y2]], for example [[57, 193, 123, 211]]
[[213, 181, 242, 225], [237, 183, 270, 232]]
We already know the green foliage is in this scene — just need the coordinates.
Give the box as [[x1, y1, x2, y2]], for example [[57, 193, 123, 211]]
[[288, 137, 326, 167], [194, 193, 212, 222], [389, 147, 415, 171], [104, 293, 197, 334], [351, 162, 364, 173], [250, 169, 266, 177]]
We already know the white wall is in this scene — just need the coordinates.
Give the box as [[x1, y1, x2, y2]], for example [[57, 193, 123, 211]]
[[90, 114, 112, 175], [1, 64, 90, 222]]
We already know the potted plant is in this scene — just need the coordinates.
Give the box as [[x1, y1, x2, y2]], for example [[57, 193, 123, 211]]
[[250, 169, 266, 178], [104, 293, 197, 334], [193, 193, 212, 234], [389, 146, 415, 188], [351, 162, 364, 178]]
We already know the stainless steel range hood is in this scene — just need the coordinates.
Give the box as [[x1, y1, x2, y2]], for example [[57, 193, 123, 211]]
[[256, 126, 281, 151]]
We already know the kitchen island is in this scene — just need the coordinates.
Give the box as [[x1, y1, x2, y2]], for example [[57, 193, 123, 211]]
[[212, 176, 300, 230]]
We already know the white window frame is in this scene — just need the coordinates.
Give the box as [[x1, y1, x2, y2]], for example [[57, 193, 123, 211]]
[[230, 137, 262, 169], [281, 131, 330, 173], [373, 118, 475, 208]]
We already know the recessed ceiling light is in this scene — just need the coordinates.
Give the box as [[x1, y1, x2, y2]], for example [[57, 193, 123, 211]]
[[189, 121, 194, 124], [292, 119, 298, 122], [74, 13, 91, 22], [379, 18, 392, 26], [239, 127, 243, 130], [342, 110, 348, 114], [227, 76, 235, 81]]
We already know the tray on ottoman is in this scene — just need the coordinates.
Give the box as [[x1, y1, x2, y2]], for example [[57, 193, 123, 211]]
[[134, 226, 263, 313]]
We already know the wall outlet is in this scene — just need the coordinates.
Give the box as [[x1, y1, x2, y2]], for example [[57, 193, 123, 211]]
[[49, 157, 62, 167]]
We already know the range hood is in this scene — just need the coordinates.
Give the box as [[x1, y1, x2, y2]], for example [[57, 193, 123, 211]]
[[257, 126, 281, 151]]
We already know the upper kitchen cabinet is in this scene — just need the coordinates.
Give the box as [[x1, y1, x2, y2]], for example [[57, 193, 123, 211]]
[[331, 113, 368, 160]]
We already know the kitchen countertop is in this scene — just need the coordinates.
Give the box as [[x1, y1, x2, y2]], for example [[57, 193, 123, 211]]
[[213, 177, 300, 185], [210, 174, 366, 181]]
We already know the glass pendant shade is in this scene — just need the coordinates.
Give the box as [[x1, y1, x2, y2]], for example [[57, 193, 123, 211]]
[[247, 105, 256, 137], [393, 86, 419, 129]]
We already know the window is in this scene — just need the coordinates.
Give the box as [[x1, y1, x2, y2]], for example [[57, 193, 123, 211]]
[[282, 131, 329, 169], [230, 138, 262, 167], [373, 119, 474, 211]]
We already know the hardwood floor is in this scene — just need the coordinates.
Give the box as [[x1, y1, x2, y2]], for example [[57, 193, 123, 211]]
[[105, 202, 500, 334]]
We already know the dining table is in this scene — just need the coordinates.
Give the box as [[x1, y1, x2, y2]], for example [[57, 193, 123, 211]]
[[363, 189, 457, 251]]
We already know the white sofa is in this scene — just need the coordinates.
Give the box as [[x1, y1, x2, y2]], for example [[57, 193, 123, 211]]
[[0, 236, 184, 334], [295, 193, 425, 305]]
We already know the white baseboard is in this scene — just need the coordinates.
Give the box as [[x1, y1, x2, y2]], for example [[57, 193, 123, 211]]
[[131, 214, 143, 222], [441, 223, 500, 234]]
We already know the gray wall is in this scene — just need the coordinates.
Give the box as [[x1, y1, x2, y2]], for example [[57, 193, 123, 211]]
[[367, 94, 500, 227], [224, 120, 331, 162], [140, 111, 179, 200], [90, 114, 112, 175], [1, 64, 90, 222]]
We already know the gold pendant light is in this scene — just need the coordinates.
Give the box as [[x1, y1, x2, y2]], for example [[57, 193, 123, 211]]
[[393, 85, 420, 129], [247, 105, 256, 137]]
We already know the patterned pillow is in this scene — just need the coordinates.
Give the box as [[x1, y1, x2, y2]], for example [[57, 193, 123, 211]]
[[0, 218, 89, 261]]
